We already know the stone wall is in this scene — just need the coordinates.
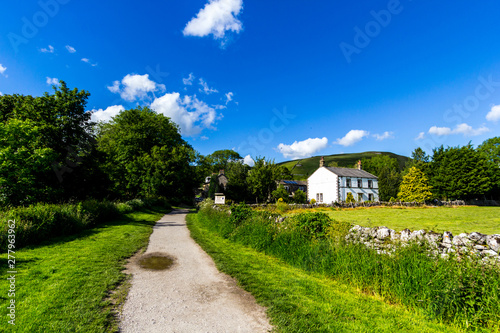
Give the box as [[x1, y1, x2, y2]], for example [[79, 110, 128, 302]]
[[346, 225, 500, 264]]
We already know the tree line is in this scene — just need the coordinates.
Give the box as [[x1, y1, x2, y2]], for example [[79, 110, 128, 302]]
[[0, 82, 203, 206], [0, 82, 296, 207], [1, 82, 498, 207], [361, 140, 500, 202]]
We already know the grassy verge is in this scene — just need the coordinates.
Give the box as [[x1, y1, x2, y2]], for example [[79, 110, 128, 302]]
[[187, 212, 467, 332], [287, 206, 500, 235], [0, 206, 169, 332]]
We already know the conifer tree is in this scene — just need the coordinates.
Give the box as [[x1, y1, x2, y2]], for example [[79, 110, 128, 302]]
[[397, 167, 432, 202]]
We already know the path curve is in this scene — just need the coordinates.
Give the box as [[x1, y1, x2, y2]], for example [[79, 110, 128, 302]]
[[119, 209, 272, 333]]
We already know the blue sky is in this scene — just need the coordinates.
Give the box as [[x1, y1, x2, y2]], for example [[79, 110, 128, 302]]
[[1, 0, 500, 164]]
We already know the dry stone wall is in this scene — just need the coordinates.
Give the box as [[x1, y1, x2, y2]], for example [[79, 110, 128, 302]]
[[346, 225, 500, 264]]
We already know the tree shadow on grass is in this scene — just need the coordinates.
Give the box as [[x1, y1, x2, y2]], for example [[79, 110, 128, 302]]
[[3, 206, 171, 254]]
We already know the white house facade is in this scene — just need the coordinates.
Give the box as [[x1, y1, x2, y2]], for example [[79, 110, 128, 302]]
[[307, 159, 379, 203]]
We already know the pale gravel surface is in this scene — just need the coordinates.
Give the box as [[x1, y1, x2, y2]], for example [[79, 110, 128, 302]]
[[119, 209, 273, 333]]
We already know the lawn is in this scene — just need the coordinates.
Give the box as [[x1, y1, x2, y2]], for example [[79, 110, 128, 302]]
[[291, 206, 500, 235], [187, 212, 467, 333], [0, 206, 169, 332]]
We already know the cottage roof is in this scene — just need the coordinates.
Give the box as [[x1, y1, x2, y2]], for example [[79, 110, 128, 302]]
[[278, 180, 307, 186], [324, 167, 378, 179]]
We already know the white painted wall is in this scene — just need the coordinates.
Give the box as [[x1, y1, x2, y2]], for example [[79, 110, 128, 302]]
[[339, 177, 379, 202], [308, 169, 380, 203], [307, 167, 338, 203]]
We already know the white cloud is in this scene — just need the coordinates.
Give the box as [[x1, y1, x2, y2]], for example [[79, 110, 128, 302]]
[[277, 137, 329, 160], [81, 58, 98, 67], [183, 0, 243, 40], [151, 92, 220, 136], [46, 77, 60, 86], [0, 92, 3, 96], [486, 105, 500, 122], [415, 132, 425, 140], [108, 74, 166, 102], [429, 126, 452, 136], [183, 73, 195, 85], [65, 45, 76, 53], [373, 131, 394, 141], [335, 130, 369, 147], [225, 92, 233, 104], [199, 78, 218, 94], [41, 45, 54, 53], [454, 123, 489, 136], [90, 105, 125, 123], [0, 64, 7, 77], [243, 154, 254, 167], [200, 136, 209, 140], [429, 123, 489, 137]]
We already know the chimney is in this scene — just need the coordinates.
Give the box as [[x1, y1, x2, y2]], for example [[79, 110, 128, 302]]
[[320, 156, 324, 167], [357, 160, 362, 170]]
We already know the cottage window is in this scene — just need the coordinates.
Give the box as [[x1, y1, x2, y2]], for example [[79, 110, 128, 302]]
[[357, 179, 362, 188], [316, 193, 319, 202], [368, 193, 373, 201], [357, 193, 363, 202], [319, 193, 323, 203], [346, 178, 351, 187], [368, 180, 373, 189]]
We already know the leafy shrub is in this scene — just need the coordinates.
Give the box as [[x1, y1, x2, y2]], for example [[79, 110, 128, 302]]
[[345, 192, 356, 203], [290, 212, 332, 239], [272, 185, 289, 203], [310, 199, 316, 205], [81, 199, 120, 226], [116, 203, 134, 214], [199, 198, 215, 212], [230, 203, 253, 226], [125, 199, 145, 210], [293, 189, 307, 204]]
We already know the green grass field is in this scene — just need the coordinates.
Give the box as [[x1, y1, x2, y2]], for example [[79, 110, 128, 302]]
[[290, 206, 500, 235], [0, 207, 169, 332], [187, 212, 465, 332]]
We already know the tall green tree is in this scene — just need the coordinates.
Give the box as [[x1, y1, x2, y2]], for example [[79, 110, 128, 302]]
[[361, 155, 402, 201], [247, 157, 279, 203], [0, 119, 56, 205], [477, 137, 500, 199], [225, 161, 251, 202], [207, 149, 242, 173], [404, 147, 430, 173], [428, 144, 492, 200], [397, 167, 432, 202], [97, 107, 197, 200], [0, 81, 99, 204]]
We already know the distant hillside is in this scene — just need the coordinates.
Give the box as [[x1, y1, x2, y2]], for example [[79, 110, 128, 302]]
[[278, 152, 410, 180]]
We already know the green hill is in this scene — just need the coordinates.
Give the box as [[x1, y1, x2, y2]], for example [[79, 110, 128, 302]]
[[279, 152, 410, 180]]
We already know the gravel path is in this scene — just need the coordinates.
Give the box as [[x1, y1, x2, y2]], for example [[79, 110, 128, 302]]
[[119, 209, 272, 333]]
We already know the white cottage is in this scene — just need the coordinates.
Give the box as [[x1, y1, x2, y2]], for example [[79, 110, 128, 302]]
[[307, 158, 379, 203]]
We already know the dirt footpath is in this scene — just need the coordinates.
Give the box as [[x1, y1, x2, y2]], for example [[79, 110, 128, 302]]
[[119, 209, 272, 333]]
